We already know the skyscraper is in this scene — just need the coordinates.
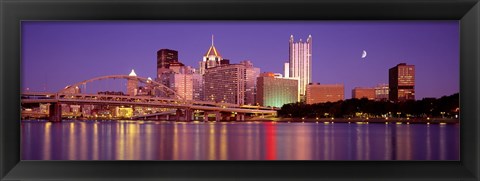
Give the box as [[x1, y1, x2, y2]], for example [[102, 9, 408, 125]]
[[191, 73, 204, 101], [288, 35, 312, 101], [257, 72, 298, 107], [157, 49, 182, 78], [199, 35, 225, 75], [168, 73, 193, 101], [203, 61, 261, 105], [204, 64, 246, 105], [240, 60, 260, 105], [389, 63, 415, 102]]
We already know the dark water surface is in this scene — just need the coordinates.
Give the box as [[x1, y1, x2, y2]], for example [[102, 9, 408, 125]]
[[21, 120, 459, 160]]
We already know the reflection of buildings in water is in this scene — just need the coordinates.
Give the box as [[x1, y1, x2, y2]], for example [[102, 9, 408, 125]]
[[275, 124, 292, 160], [220, 124, 228, 160], [254, 125, 261, 159], [208, 124, 216, 160], [68, 122, 76, 160], [355, 125, 363, 160], [193, 124, 201, 160], [323, 125, 330, 160], [426, 125, 431, 160], [365, 125, 370, 160], [293, 125, 313, 160], [395, 124, 413, 160], [264, 123, 277, 160], [22, 121, 459, 160], [229, 124, 246, 160], [115, 123, 125, 160], [43, 122, 52, 160], [405, 125, 412, 160], [384, 124, 392, 160], [245, 125, 254, 160], [439, 124, 446, 160], [173, 124, 179, 160], [180, 123, 193, 160], [144, 124, 154, 160], [80, 122, 88, 160], [92, 123, 99, 160], [354, 124, 372, 160]]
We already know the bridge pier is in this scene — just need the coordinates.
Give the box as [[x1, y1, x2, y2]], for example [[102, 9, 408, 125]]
[[215, 111, 221, 122], [176, 109, 182, 121], [236, 113, 245, 121], [185, 109, 192, 121], [203, 111, 209, 122], [48, 103, 62, 122]]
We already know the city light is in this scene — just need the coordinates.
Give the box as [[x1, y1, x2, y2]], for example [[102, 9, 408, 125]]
[[20, 22, 460, 161]]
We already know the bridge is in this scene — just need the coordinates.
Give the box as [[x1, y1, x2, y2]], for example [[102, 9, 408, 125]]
[[21, 74, 277, 122]]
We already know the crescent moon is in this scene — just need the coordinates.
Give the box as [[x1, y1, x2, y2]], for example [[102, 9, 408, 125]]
[[361, 50, 367, 59]]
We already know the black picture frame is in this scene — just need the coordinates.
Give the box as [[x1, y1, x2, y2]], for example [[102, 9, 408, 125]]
[[1, 0, 479, 180]]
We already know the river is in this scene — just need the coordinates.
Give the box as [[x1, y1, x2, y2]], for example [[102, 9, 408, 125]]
[[21, 120, 459, 160]]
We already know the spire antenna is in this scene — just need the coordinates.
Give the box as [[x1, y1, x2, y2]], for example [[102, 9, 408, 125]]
[[211, 34, 214, 46]]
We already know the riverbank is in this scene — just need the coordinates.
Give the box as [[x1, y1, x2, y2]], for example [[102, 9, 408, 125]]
[[22, 117, 459, 125], [246, 117, 459, 124]]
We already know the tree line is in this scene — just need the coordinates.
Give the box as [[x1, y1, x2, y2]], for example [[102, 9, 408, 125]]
[[278, 93, 459, 118]]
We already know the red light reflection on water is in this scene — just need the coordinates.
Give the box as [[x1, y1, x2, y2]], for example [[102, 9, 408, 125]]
[[265, 122, 277, 160]]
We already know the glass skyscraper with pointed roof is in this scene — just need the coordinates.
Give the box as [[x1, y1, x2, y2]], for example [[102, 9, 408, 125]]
[[287, 35, 312, 102]]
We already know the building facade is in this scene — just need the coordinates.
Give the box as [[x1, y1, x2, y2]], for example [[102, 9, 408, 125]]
[[204, 64, 246, 105], [374, 83, 389, 101], [192, 73, 204, 101], [256, 72, 298, 107], [284, 62, 290, 78], [352, 87, 376, 100], [168, 73, 193, 100], [199, 35, 226, 75], [306, 83, 344, 104], [389, 63, 415, 102], [127, 69, 138, 96], [157, 49, 182, 77], [288, 35, 312, 101], [240, 60, 260, 105]]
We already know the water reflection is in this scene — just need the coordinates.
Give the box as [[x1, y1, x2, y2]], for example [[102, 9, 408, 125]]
[[21, 120, 460, 160]]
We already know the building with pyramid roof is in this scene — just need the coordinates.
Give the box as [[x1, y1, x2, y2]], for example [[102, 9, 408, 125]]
[[199, 35, 227, 75]]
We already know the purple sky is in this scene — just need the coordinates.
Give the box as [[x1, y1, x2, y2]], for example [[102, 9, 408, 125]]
[[22, 21, 459, 99]]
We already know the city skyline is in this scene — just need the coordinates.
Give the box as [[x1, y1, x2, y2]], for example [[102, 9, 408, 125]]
[[22, 21, 459, 99]]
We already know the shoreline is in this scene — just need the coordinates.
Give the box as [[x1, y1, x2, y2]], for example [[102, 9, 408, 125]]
[[22, 117, 459, 124], [248, 117, 459, 124]]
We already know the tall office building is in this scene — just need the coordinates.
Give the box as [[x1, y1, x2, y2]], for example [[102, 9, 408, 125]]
[[191, 73, 204, 101], [352, 87, 376, 100], [306, 83, 344, 104], [257, 72, 298, 107], [127, 69, 138, 96], [184, 66, 204, 101], [168, 73, 193, 101], [204, 61, 260, 105], [157, 49, 182, 77], [199, 35, 226, 75], [288, 35, 312, 101], [204, 64, 246, 105], [389, 63, 415, 102], [240, 60, 260, 105]]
